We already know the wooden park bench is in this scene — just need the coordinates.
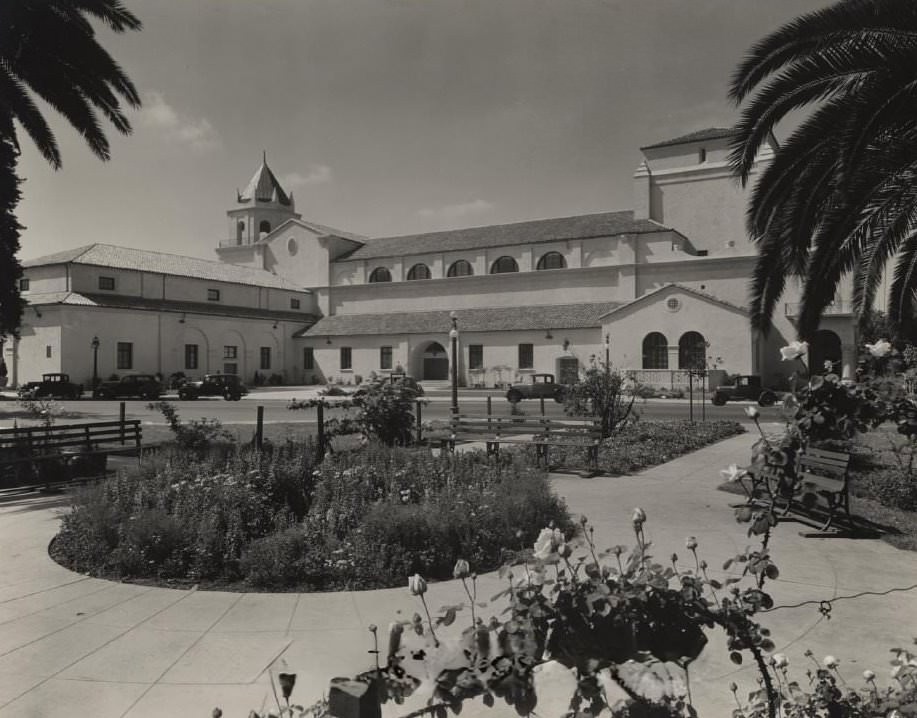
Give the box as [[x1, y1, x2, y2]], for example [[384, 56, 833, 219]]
[[0, 420, 147, 491], [440, 414, 603, 473], [740, 446, 851, 533]]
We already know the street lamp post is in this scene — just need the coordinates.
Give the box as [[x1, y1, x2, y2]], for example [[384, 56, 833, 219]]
[[449, 312, 459, 416], [604, 334, 610, 374], [90, 336, 100, 390]]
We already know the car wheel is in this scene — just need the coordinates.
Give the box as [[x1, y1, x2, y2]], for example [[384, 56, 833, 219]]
[[712, 395, 727, 406], [507, 389, 522, 403], [758, 391, 777, 407]]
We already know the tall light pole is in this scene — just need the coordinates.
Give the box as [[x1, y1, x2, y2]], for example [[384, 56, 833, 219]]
[[604, 334, 610, 374], [91, 336, 100, 390], [449, 311, 459, 416]]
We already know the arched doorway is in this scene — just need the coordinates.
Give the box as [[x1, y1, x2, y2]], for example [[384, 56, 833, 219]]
[[810, 330, 842, 374], [421, 342, 449, 380], [678, 331, 707, 370]]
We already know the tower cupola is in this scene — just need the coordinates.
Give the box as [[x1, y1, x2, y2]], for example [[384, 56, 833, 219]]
[[225, 153, 300, 247]]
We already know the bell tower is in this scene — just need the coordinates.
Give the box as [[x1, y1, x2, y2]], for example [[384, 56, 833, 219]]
[[224, 153, 300, 247]]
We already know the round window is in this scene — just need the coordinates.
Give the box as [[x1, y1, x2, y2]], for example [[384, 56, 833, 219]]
[[288, 238, 298, 256], [666, 297, 681, 312]]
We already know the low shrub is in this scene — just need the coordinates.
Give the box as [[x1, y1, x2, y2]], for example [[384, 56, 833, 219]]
[[52, 443, 316, 582]]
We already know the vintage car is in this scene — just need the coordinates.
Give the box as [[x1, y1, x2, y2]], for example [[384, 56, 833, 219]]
[[506, 373, 567, 403], [17, 373, 83, 400], [177, 373, 248, 401], [92, 374, 163, 400], [711, 375, 778, 407]]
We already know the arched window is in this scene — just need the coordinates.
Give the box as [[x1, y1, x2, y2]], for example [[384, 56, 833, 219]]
[[447, 260, 474, 277], [536, 252, 567, 270], [642, 332, 669, 369], [407, 263, 431, 280], [368, 267, 392, 283], [259, 220, 271, 234], [490, 256, 519, 274], [678, 331, 707, 370]]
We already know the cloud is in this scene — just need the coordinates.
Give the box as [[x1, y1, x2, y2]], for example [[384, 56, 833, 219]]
[[417, 199, 494, 220], [137, 91, 220, 151], [281, 165, 332, 187]]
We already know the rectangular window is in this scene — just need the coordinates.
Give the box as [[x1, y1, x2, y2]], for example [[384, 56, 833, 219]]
[[380, 346, 392, 371], [260, 346, 271, 370], [290, 298, 300, 310], [518, 343, 534, 370], [207, 288, 221, 302], [184, 344, 199, 370], [46, 345, 52, 359], [19, 278, 29, 291], [223, 345, 237, 360], [116, 342, 133, 370], [340, 346, 352, 370], [468, 344, 484, 370], [98, 276, 116, 291], [303, 347, 314, 371]]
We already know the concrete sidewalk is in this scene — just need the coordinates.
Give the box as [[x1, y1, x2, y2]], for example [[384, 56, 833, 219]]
[[0, 434, 914, 717]]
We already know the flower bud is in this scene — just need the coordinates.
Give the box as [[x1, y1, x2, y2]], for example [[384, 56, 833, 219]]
[[729, 682, 738, 693], [368, 624, 377, 633], [387, 622, 403, 657], [671, 553, 678, 564], [685, 536, 698, 550], [632, 507, 646, 525], [277, 672, 296, 700], [453, 559, 471, 580], [824, 655, 839, 668], [863, 670, 876, 681], [772, 653, 788, 669], [408, 573, 427, 596]]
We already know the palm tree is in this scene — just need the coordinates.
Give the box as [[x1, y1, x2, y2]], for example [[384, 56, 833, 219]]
[[0, 0, 141, 336], [728, 0, 917, 338]]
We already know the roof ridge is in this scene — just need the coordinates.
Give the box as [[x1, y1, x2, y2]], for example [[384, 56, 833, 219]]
[[369, 209, 635, 242]]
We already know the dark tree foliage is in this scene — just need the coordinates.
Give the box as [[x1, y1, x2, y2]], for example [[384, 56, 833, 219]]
[[0, 0, 141, 337], [728, 0, 917, 337]]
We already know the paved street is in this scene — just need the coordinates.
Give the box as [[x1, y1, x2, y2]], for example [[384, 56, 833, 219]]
[[0, 387, 782, 431]]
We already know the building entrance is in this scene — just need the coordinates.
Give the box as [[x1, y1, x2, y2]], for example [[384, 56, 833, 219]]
[[422, 342, 449, 380]]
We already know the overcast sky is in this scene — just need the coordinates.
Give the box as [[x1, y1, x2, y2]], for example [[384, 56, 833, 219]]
[[16, 0, 830, 261]]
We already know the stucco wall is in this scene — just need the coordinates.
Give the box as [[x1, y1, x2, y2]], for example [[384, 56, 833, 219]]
[[20, 265, 68, 295]]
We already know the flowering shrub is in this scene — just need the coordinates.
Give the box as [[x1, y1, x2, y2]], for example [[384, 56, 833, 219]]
[[563, 360, 638, 438], [147, 400, 232, 455], [52, 443, 315, 581], [289, 381, 425, 447]]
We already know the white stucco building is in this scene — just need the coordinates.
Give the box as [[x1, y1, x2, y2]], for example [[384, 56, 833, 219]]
[[7, 128, 856, 390]]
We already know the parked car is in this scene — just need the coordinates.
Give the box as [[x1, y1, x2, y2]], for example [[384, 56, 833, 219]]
[[506, 373, 567, 403], [17, 373, 83, 400], [352, 374, 425, 398], [177, 373, 248, 401], [92, 374, 163, 400], [711, 375, 778, 407]]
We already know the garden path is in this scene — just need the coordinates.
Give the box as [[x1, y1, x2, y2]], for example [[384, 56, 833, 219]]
[[0, 431, 914, 717]]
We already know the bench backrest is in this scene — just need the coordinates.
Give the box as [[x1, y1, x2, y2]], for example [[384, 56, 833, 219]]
[[0, 421, 142, 453], [796, 446, 850, 492], [450, 415, 602, 441]]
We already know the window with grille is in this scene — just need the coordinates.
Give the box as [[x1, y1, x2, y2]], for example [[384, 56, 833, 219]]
[[380, 346, 393, 370], [116, 342, 133, 370], [469, 344, 484, 370], [99, 276, 116, 291], [518, 343, 534, 369], [185, 344, 198, 370], [340, 347, 352, 370]]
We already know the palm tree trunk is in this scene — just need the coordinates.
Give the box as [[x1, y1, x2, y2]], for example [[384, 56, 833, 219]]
[[0, 137, 25, 338]]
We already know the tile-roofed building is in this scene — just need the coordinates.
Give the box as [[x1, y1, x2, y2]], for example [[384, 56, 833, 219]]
[[8, 128, 854, 390], [640, 127, 736, 150], [339, 211, 673, 262], [298, 302, 620, 337], [24, 243, 306, 291]]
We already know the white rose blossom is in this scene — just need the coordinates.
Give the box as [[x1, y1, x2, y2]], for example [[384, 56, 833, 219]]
[[744, 406, 760, 420], [780, 341, 809, 361], [865, 339, 892, 358], [720, 464, 747, 483]]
